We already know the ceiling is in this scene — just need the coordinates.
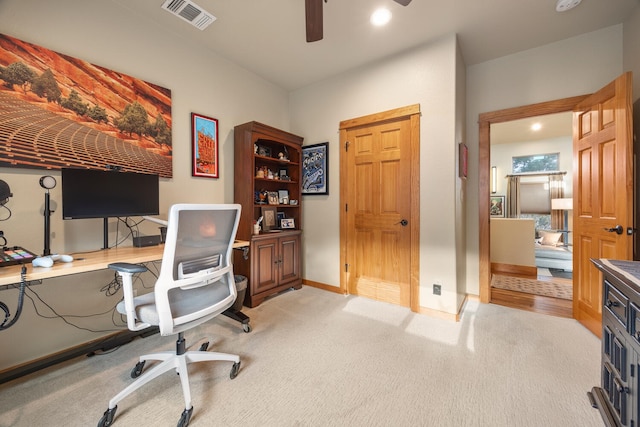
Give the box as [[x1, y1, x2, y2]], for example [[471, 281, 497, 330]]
[[491, 112, 573, 145], [111, 0, 638, 92]]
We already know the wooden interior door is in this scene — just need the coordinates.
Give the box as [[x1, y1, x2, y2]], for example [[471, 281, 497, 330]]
[[573, 72, 634, 337], [339, 105, 420, 309]]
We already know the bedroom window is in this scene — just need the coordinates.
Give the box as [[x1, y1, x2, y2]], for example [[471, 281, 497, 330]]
[[512, 153, 559, 173]]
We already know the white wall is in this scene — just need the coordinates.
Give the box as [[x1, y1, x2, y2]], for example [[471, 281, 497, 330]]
[[465, 25, 624, 295], [0, 0, 290, 369], [290, 34, 464, 314], [623, 6, 640, 101]]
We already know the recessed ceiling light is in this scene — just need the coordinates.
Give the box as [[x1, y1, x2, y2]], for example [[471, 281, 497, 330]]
[[531, 123, 542, 131], [556, 0, 582, 12], [371, 8, 392, 26]]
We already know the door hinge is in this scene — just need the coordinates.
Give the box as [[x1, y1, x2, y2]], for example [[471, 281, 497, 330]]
[[345, 141, 350, 152]]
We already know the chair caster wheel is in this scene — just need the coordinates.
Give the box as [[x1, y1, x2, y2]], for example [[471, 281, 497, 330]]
[[177, 407, 193, 427], [243, 323, 252, 333], [97, 406, 117, 427], [131, 361, 146, 378], [230, 361, 241, 379]]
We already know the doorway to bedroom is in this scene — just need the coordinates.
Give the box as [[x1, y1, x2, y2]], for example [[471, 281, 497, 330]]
[[488, 111, 574, 317]]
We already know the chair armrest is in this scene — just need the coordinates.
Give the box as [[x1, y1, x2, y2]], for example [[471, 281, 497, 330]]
[[108, 262, 152, 332], [108, 262, 149, 274]]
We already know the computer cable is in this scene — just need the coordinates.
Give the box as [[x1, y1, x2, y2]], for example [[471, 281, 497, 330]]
[[0, 265, 27, 330]]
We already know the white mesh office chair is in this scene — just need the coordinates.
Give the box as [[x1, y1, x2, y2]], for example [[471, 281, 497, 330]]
[[98, 204, 242, 427]]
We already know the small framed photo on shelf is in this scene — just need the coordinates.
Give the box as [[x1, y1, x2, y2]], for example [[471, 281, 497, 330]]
[[267, 191, 279, 205], [261, 206, 277, 231], [281, 218, 295, 229], [276, 211, 286, 224], [490, 195, 506, 218], [278, 189, 289, 204], [191, 113, 219, 178]]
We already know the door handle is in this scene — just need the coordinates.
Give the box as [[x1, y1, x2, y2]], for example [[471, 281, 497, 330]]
[[604, 225, 624, 235], [397, 219, 408, 227]]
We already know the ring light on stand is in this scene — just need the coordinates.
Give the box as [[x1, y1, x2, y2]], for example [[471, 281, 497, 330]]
[[40, 176, 56, 256]]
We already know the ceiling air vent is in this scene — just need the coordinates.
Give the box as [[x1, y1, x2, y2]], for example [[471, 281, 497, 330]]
[[161, 0, 216, 30]]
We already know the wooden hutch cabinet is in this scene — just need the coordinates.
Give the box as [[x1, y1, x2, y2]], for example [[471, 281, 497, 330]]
[[233, 121, 303, 307]]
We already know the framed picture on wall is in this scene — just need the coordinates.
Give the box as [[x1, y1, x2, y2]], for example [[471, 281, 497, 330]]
[[302, 142, 329, 195], [490, 195, 506, 218], [192, 113, 219, 178]]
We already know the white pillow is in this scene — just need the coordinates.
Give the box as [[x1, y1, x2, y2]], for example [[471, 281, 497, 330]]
[[539, 230, 563, 246]]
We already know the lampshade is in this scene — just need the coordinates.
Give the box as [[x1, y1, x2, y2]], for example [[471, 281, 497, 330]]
[[551, 198, 573, 210]]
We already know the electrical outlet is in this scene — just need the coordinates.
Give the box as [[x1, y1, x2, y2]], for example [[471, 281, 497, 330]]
[[433, 284, 441, 295]]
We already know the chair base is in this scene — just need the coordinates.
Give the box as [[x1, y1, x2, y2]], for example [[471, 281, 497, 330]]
[[99, 334, 240, 427]]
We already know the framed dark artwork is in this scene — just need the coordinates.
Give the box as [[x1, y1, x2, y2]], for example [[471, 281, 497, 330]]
[[0, 33, 173, 177], [302, 142, 329, 195], [459, 143, 468, 179], [192, 113, 219, 178], [490, 195, 506, 218], [261, 206, 277, 231]]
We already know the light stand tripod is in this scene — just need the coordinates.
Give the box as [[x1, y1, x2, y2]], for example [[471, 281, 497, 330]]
[[40, 176, 57, 256]]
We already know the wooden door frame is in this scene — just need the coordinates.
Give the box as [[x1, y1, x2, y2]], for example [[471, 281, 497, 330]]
[[339, 104, 421, 312], [478, 95, 589, 303]]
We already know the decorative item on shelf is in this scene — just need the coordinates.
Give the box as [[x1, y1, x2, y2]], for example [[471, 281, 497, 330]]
[[278, 189, 289, 204], [267, 191, 279, 205], [257, 145, 271, 157], [256, 167, 265, 178], [279, 168, 290, 180], [279, 146, 290, 161], [289, 199, 298, 205], [258, 190, 268, 204], [253, 218, 262, 235], [267, 169, 274, 179], [281, 218, 295, 229], [276, 211, 285, 225], [261, 206, 277, 231]]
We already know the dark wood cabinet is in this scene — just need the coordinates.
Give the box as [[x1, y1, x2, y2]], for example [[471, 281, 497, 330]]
[[233, 121, 303, 307], [590, 259, 640, 426]]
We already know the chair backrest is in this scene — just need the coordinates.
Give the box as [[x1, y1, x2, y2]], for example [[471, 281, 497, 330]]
[[155, 204, 241, 335]]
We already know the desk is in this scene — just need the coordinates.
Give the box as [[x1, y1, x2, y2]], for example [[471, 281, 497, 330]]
[[0, 241, 249, 287], [0, 241, 249, 384]]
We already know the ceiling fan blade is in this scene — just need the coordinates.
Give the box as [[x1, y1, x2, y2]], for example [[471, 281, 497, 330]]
[[393, 0, 412, 5], [305, 0, 323, 42]]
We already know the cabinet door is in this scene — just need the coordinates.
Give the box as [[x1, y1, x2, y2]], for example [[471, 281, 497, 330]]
[[253, 237, 279, 294], [279, 234, 300, 285]]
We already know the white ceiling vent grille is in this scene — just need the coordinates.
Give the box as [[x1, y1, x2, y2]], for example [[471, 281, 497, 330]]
[[161, 0, 216, 30]]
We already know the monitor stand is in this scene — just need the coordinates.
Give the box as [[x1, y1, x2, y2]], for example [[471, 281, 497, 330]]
[[103, 218, 109, 250]]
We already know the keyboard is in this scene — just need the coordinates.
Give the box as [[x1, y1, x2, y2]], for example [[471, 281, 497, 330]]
[[0, 246, 38, 267]]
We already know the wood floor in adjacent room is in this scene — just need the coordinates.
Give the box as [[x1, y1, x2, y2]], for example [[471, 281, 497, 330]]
[[491, 271, 573, 318]]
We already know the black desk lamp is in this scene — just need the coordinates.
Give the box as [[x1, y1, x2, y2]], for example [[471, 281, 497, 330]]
[[40, 176, 56, 256]]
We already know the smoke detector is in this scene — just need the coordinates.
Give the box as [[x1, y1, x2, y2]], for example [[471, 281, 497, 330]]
[[161, 0, 216, 30], [556, 0, 582, 12]]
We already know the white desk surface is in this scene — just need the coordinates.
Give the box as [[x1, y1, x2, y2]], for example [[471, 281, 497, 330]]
[[0, 241, 249, 287]]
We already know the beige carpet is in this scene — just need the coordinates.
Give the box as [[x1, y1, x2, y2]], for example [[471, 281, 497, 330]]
[[0, 286, 601, 426], [491, 274, 573, 300]]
